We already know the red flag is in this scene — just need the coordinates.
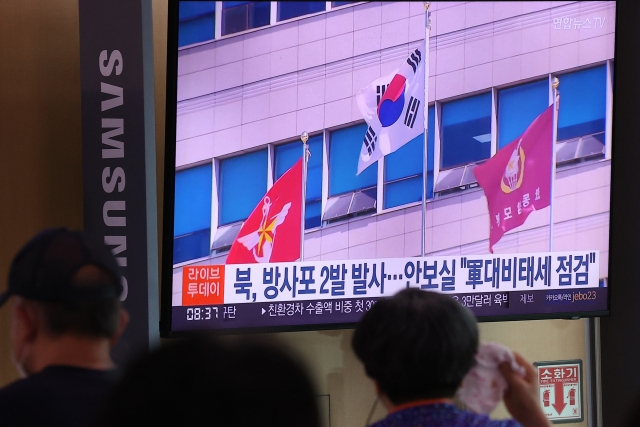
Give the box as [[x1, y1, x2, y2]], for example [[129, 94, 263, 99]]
[[226, 158, 302, 264], [474, 105, 553, 253]]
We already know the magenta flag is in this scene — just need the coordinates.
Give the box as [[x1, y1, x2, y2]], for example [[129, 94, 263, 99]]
[[474, 105, 553, 253]]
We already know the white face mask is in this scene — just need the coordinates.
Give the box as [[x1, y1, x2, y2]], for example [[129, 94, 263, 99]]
[[9, 298, 35, 379], [11, 343, 31, 379]]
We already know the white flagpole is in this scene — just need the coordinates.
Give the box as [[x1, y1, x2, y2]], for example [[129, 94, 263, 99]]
[[300, 131, 309, 261], [549, 78, 560, 252], [421, 2, 431, 257]]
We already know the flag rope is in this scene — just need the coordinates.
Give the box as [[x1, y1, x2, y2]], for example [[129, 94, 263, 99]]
[[421, 3, 431, 257], [549, 79, 560, 252], [300, 132, 309, 261]]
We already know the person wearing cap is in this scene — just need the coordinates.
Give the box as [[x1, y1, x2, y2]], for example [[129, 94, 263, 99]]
[[0, 228, 129, 427]]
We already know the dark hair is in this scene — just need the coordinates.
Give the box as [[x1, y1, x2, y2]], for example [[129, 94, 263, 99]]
[[352, 288, 479, 404], [37, 265, 121, 338], [94, 334, 320, 427]]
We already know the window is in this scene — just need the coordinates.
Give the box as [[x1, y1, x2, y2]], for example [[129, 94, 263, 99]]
[[275, 135, 323, 229], [325, 123, 377, 221], [173, 163, 212, 264], [277, 2, 325, 21], [554, 65, 607, 165], [329, 124, 376, 196], [218, 150, 268, 225], [178, 1, 216, 47], [440, 92, 492, 169], [221, 2, 270, 36], [384, 106, 435, 209], [332, 1, 356, 6], [498, 79, 548, 149], [558, 65, 606, 141]]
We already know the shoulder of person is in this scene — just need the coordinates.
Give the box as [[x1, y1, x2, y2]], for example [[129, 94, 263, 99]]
[[457, 409, 523, 427], [0, 375, 48, 415]]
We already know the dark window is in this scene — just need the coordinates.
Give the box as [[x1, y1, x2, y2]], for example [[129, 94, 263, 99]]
[[275, 135, 323, 229], [277, 2, 325, 21], [178, 1, 216, 47], [558, 65, 607, 141], [323, 123, 378, 222], [219, 150, 268, 225], [384, 106, 435, 209], [222, 1, 270, 36], [440, 92, 492, 170], [498, 79, 548, 149], [173, 163, 212, 263], [329, 123, 377, 196]]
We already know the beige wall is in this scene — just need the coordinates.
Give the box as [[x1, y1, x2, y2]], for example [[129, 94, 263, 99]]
[[0, 0, 84, 386], [269, 320, 589, 427], [481, 319, 588, 423], [0, 3, 589, 427]]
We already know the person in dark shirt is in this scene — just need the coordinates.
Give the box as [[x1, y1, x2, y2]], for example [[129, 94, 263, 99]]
[[352, 288, 550, 427], [0, 228, 129, 427], [93, 334, 320, 427]]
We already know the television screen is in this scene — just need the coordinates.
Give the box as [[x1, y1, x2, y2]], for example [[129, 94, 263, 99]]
[[161, 1, 615, 335]]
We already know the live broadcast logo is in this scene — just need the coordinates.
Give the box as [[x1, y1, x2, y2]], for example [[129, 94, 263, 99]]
[[182, 266, 225, 306]]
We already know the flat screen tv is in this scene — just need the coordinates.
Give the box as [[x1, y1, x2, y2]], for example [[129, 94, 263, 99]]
[[161, 0, 615, 336]]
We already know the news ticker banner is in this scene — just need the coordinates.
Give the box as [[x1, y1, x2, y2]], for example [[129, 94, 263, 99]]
[[171, 250, 606, 331], [171, 288, 607, 331], [179, 250, 600, 305]]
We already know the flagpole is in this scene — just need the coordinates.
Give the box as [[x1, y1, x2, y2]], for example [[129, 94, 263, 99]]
[[421, 2, 431, 258], [549, 77, 560, 252], [300, 131, 309, 261]]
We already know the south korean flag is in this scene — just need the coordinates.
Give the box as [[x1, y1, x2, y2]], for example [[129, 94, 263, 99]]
[[355, 47, 425, 175]]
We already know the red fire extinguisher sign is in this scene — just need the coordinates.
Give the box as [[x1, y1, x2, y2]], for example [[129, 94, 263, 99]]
[[534, 360, 583, 423]]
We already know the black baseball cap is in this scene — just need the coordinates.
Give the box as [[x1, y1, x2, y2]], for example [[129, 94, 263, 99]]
[[0, 228, 123, 307]]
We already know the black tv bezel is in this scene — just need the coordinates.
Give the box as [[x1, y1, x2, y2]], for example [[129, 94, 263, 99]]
[[160, 0, 614, 338], [160, 0, 180, 338]]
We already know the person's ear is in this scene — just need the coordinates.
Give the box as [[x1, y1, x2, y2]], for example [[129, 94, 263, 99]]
[[110, 308, 130, 347], [373, 379, 382, 396], [11, 298, 38, 344], [10, 298, 39, 375]]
